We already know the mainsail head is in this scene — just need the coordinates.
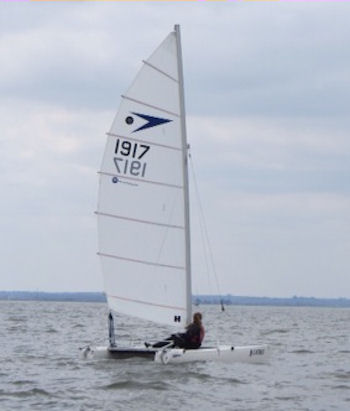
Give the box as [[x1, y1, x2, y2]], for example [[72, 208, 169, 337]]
[[97, 26, 191, 327]]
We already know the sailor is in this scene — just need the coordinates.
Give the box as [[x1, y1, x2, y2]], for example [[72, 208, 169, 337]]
[[148, 312, 205, 349]]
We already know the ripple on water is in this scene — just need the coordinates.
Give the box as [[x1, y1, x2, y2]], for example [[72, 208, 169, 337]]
[[334, 371, 350, 380], [46, 328, 58, 334], [290, 349, 315, 354], [100, 380, 170, 391], [12, 380, 35, 386], [261, 329, 289, 336], [170, 370, 247, 385], [332, 385, 350, 390], [0, 388, 53, 398]]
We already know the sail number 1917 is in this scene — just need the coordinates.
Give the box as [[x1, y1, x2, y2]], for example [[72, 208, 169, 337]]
[[113, 138, 150, 178]]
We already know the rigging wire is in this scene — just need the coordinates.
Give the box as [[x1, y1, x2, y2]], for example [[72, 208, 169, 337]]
[[188, 149, 225, 312], [192, 169, 212, 295]]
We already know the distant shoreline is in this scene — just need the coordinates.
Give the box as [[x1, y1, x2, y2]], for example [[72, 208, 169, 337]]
[[1, 291, 349, 308]]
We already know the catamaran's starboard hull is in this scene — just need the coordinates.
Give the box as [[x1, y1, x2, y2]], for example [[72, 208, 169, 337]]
[[82, 344, 269, 364]]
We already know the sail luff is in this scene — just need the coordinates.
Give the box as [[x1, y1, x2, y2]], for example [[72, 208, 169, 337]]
[[175, 24, 192, 325]]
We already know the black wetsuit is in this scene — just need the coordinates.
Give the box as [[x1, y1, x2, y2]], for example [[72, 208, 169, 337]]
[[153, 322, 204, 349], [184, 323, 202, 349]]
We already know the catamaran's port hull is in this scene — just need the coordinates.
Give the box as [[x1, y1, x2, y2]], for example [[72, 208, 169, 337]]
[[82, 344, 269, 364]]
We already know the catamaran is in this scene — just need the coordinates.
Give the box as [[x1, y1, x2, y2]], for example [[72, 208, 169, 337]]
[[83, 25, 268, 364]]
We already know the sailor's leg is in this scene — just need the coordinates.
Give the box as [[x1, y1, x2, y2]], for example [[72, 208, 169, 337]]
[[152, 338, 174, 348], [171, 333, 187, 348]]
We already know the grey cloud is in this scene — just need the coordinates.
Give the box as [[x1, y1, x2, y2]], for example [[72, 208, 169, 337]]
[[1, 3, 350, 117]]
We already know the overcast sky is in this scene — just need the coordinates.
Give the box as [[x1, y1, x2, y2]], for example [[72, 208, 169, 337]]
[[1, 2, 349, 298]]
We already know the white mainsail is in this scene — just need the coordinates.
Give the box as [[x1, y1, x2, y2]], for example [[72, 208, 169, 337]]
[[97, 26, 192, 327]]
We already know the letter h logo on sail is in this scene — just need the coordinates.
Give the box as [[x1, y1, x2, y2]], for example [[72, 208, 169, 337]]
[[174, 315, 181, 323]]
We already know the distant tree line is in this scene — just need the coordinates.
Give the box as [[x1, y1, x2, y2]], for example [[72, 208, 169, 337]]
[[193, 294, 350, 308], [0, 291, 106, 302], [1, 291, 350, 307]]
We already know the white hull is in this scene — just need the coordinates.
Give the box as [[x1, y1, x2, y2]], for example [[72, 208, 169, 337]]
[[155, 344, 269, 364], [82, 344, 269, 364]]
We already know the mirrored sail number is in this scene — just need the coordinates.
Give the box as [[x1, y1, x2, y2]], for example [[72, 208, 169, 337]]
[[113, 138, 150, 178]]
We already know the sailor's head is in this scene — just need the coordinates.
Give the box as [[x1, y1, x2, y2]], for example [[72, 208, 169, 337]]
[[193, 312, 202, 324]]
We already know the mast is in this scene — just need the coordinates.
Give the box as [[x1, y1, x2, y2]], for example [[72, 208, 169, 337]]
[[175, 24, 192, 325]]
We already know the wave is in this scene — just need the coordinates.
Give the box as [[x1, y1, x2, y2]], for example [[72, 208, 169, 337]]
[[262, 329, 289, 336], [334, 371, 350, 380], [332, 385, 350, 390], [100, 380, 170, 391], [290, 349, 315, 354], [0, 388, 52, 398]]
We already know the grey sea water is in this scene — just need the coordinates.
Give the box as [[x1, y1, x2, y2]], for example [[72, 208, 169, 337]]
[[0, 301, 349, 410]]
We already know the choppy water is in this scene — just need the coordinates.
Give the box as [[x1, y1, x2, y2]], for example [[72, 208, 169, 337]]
[[0, 301, 349, 410]]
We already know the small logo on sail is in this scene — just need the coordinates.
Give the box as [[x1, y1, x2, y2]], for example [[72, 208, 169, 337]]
[[125, 112, 172, 133], [174, 315, 181, 323]]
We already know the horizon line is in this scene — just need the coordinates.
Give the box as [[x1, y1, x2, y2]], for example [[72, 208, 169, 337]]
[[0, 290, 349, 300]]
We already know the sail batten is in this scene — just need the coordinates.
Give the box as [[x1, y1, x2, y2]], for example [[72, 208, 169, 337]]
[[121, 95, 180, 117], [107, 294, 186, 312], [98, 253, 185, 270], [98, 172, 183, 189], [97, 27, 191, 327], [96, 211, 185, 230], [142, 60, 179, 83], [106, 132, 182, 152]]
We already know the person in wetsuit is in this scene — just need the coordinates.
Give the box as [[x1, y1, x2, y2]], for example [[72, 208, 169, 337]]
[[151, 312, 205, 349]]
